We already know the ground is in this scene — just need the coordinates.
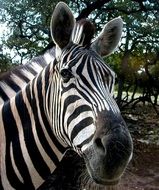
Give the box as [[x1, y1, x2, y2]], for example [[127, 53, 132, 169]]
[[120, 142, 159, 190], [39, 104, 159, 190], [120, 104, 159, 190]]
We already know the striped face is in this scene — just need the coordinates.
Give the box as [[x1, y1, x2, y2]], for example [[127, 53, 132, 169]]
[[51, 43, 133, 186], [57, 44, 118, 150], [50, 2, 133, 187]]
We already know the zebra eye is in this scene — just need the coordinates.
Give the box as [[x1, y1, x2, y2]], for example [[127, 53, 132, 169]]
[[60, 68, 73, 82]]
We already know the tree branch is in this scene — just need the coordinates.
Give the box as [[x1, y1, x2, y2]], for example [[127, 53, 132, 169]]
[[76, 0, 111, 20]]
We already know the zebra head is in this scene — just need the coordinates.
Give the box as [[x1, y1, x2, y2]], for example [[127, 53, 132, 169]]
[[49, 2, 133, 186]]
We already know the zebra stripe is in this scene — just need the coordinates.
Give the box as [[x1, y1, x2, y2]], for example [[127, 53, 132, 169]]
[[0, 48, 55, 105], [0, 60, 68, 188]]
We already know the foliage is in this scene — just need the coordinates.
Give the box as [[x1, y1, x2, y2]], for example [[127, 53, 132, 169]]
[[0, 53, 13, 73], [0, 0, 69, 63]]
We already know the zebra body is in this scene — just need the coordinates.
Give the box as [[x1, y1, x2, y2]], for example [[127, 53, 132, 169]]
[[0, 2, 133, 189]]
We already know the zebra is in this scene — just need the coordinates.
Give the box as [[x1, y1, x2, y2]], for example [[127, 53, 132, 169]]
[[0, 2, 133, 189]]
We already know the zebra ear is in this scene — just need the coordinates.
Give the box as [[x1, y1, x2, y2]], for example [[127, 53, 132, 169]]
[[91, 17, 123, 57], [50, 2, 75, 49]]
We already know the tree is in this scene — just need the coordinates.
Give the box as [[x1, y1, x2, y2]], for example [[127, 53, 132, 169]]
[[0, 0, 69, 64]]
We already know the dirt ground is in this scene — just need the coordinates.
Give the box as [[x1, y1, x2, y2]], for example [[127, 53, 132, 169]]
[[120, 104, 159, 190], [120, 142, 159, 190], [39, 105, 159, 190]]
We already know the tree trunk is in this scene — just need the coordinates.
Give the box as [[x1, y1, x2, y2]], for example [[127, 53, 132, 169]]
[[116, 51, 130, 107]]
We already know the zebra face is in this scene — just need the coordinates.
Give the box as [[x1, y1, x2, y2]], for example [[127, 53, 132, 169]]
[[56, 44, 133, 186], [50, 2, 133, 186]]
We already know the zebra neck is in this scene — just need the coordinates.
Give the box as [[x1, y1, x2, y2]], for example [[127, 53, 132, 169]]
[[21, 61, 68, 152], [0, 62, 67, 189]]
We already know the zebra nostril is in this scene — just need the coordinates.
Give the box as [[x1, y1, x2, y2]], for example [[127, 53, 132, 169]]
[[94, 137, 105, 153]]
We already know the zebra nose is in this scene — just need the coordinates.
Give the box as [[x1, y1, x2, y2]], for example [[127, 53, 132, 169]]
[[93, 124, 132, 156], [94, 136, 106, 154], [93, 125, 133, 180]]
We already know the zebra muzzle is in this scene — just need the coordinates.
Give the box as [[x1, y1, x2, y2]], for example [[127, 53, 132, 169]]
[[83, 114, 133, 186]]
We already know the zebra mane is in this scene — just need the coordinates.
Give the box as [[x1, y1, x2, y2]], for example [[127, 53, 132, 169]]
[[0, 47, 55, 105], [72, 19, 95, 48]]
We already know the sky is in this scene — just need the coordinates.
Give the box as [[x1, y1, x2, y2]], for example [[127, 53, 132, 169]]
[[0, 22, 10, 40]]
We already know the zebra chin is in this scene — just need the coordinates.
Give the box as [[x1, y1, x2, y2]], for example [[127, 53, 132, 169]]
[[83, 147, 132, 186], [83, 155, 124, 186], [86, 164, 120, 186]]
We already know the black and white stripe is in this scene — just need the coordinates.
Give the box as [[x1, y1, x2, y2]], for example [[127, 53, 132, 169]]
[[0, 60, 67, 189], [56, 44, 120, 150], [0, 48, 55, 105]]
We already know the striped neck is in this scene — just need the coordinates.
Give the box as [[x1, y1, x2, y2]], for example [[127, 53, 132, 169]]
[[0, 60, 67, 189]]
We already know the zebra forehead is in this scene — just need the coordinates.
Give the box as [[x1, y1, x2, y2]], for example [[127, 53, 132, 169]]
[[61, 45, 114, 73]]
